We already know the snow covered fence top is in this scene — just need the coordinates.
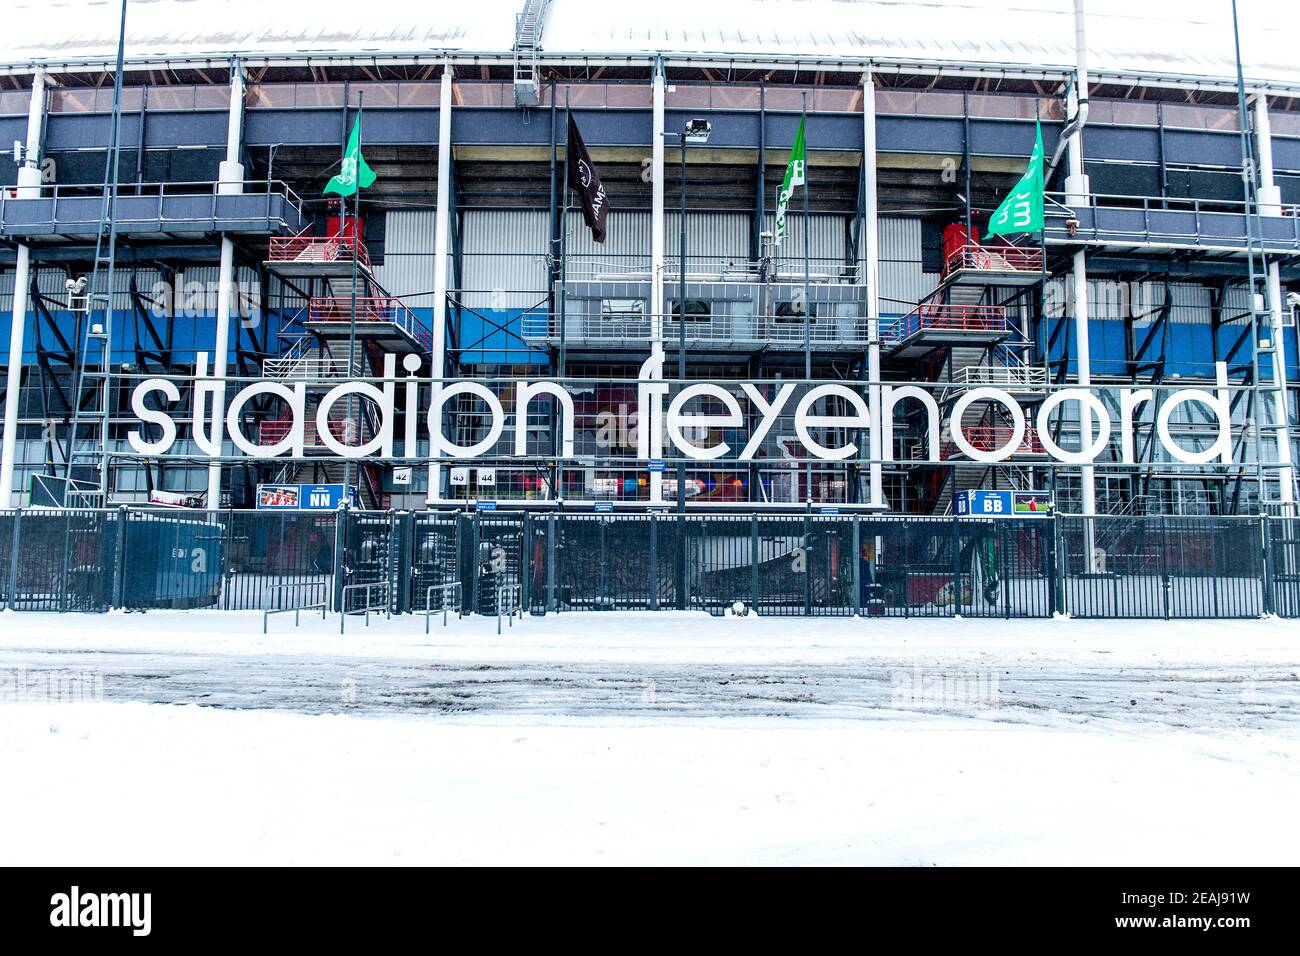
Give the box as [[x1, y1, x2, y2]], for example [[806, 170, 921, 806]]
[[1, 0, 1294, 92]]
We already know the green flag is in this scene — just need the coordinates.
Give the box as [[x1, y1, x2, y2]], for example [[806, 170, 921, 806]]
[[324, 116, 377, 197], [773, 115, 806, 248], [986, 120, 1045, 237]]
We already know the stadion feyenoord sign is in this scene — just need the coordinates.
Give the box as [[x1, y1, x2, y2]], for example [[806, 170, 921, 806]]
[[125, 353, 1236, 467]]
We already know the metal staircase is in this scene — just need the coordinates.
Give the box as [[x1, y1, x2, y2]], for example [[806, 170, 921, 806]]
[[513, 0, 552, 107]]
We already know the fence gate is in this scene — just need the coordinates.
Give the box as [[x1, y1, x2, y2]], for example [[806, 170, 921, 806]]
[[553, 514, 655, 610], [410, 511, 460, 613], [471, 513, 529, 615], [219, 510, 339, 611], [340, 511, 396, 613], [1060, 515, 1266, 618], [1271, 517, 1300, 617], [1, 510, 111, 611], [121, 509, 225, 610]]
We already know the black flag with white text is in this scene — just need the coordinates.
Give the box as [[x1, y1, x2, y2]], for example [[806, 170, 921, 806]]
[[566, 114, 608, 244]]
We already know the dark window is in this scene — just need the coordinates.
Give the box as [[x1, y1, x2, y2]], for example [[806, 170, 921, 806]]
[[668, 299, 711, 321], [920, 221, 944, 273], [774, 300, 817, 321]]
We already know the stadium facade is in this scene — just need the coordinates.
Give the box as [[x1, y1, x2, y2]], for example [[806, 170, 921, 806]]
[[0, 0, 1297, 617]]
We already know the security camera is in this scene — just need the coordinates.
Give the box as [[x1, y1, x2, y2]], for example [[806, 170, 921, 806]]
[[66, 276, 88, 294], [1286, 292, 1300, 307]]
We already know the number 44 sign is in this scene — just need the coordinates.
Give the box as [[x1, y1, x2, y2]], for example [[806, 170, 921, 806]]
[[954, 490, 1053, 518]]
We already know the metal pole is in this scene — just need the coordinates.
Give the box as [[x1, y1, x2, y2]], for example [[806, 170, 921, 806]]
[[427, 64, 453, 505], [343, 91, 363, 499], [677, 132, 687, 515], [650, 59, 666, 505], [863, 70, 883, 508], [1252, 91, 1296, 511], [559, 93, 570, 376], [1066, 0, 1097, 568], [1230, 0, 1269, 511], [0, 68, 45, 507], [802, 95, 812, 504], [206, 59, 246, 510]]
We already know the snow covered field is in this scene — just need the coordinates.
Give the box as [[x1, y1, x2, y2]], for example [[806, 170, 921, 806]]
[[1, 610, 1298, 865]]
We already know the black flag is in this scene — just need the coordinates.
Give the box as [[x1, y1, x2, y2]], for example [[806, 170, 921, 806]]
[[566, 114, 608, 244]]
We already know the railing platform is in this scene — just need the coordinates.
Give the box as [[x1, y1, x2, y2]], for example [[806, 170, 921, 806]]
[[1044, 192, 1300, 255], [884, 304, 1012, 357], [944, 426, 1047, 459], [520, 315, 873, 351], [940, 243, 1044, 287], [265, 233, 374, 278], [303, 296, 432, 353], [0, 181, 309, 243]]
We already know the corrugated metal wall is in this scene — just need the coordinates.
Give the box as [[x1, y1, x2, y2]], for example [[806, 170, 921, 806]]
[[878, 216, 938, 311], [459, 209, 549, 309], [377, 209, 440, 307]]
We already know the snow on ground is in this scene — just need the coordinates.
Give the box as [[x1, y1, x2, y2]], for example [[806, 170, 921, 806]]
[[1, 610, 1298, 865]]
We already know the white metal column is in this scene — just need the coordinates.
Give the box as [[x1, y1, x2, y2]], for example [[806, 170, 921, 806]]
[[0, 68, 46, 507], [1254, 93, 1296, 508], [427, 65, 454, 504], [863, 70, 883, 507], [205, 62, 246, 510], [649, 58, 666, 504], [1066, 0, 1098, 568]]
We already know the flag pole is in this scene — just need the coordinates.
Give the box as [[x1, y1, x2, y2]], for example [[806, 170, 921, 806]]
[[801, 94, 812, 506], [558, 90, 569, 379], [338, 81, 350, 262], [343, 91, 363, 499]]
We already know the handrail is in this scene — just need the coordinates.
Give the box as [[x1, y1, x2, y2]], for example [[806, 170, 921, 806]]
[[262, 581, 328, 633], [496, 581, 523, 635], [307, 296, 432, 349], [941, 243, 1043, 279], [1, 178, 306, 229], [269, 233, 372, 270], [1044, 190, 1300, 247], [1045, 189, 1299, 217], [946, 426, 1046, 458], [425, 581, 464, 633], [887, 303, 1010, 344], [259, 418, 362, 446], [340, 580, 389, 634]]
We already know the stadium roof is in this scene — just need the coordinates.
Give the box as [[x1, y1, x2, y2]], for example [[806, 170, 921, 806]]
[[2, 0, 1296, 91]]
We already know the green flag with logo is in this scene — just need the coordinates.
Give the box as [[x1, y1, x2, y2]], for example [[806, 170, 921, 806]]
[[773, 115, 806, 248], [324, 116, 377, 197], [986, 120, 1044, 236]]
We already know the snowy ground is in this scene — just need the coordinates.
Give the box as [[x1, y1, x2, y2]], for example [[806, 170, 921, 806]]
[[1, 609, 1298, 865]]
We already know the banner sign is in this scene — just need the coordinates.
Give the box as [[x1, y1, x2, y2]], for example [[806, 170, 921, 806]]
[[256, 483, 357, 511], [954, 490, 1053, 518]]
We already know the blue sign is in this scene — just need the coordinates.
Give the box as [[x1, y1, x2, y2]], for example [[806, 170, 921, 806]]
[[819, 507, 841, 515], [954, 490, 1053, 518], [477, 500, 498, 512], [647, 460, 666, 473], [593, 501, 614, 513], [256, 483, 356, 511]]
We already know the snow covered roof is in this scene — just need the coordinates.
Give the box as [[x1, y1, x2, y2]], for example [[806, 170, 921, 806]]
[[2, 0, 1296, 90]]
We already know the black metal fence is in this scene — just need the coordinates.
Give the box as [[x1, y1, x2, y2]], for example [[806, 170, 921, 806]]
[[0, 507, 1297, 620]]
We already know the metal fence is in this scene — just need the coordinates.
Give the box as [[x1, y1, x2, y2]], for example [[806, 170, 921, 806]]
[[0, 507, 1296, 620]]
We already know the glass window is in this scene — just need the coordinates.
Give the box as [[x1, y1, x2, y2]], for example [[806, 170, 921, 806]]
[[601, 299, 645, 320]]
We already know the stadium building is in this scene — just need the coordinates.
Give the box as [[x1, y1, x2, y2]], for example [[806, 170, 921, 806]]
[[0, 0, 1297, 616]]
